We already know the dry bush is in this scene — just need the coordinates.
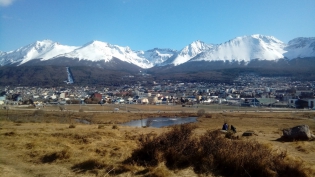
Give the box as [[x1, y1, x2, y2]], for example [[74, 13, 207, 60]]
[[225, 130, 236, 139], [98, 124, 105, 129], [69, 124, 76, 128], [4, 131, 16, 136], [126, 125, 315, 177], [33, 109, 45, 116], [59, 106, 65, 111], [112, 125, 119, 129], [51, 132, 92, 144], [72, 159, 129, 175], [204, 113, 212, 118], [41, 149, 71, 163], [138, 164, 172, 177], [25, 142, 37, 149], [197, 109, 206, 117], [72, 159, 106, 173], [125, 124, 197, 168]]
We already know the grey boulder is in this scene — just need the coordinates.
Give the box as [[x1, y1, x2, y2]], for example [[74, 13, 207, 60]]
[[282, 125, 312, 140]]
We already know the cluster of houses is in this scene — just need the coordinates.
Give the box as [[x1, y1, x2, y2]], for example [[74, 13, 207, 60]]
[[1, 74, 315, 110]]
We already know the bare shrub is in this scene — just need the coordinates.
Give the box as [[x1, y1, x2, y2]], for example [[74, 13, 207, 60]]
[[126, 126, 314, 177], [59, 106, 65, 111], [197, 109, 206, 117], [25, 142, 37, 149], [72, 159, 106, 172], [71, 159, 129, 175], [33, 109, 45, 116], [41, 149, 71, 163], [204, 113, 212, 118], [224, 130, 235, 139], [4, 131, 16, 136], [51, 132, 91, 144], [125, 124, 197, 168], [98, 124, 105, 129]]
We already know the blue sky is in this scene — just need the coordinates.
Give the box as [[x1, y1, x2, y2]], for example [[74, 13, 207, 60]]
[[1, 0, 314, 52]]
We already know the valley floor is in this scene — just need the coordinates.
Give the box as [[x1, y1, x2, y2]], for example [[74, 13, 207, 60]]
[[0, 110, 315, 176]]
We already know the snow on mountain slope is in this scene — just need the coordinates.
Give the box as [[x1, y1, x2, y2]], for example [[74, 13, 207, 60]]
[[1, 35, 314, 68], [57, 40, 153, 68], [283, 37, 315, 59], [164, 40, 214, 66], [0, 40, 79, 66], [138, 48, 177, 66], [193, 35, 286, 63]]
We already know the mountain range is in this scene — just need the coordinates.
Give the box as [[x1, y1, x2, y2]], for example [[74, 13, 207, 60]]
[[1, 34, 315, 69], [1, 34, 315, 87]]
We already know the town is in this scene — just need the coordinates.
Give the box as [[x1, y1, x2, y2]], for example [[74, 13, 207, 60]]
[[1, 74, 314, 111]]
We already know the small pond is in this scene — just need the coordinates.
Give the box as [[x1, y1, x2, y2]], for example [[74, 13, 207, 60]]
[[74, 118, 91, 124], [121, 117, 197, 128]]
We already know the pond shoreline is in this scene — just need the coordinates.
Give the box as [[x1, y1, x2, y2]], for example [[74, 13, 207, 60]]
[[121, 117, 198, 128]]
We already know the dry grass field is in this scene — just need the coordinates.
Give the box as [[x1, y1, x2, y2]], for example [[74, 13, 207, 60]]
[[0, 106, 315, 177]]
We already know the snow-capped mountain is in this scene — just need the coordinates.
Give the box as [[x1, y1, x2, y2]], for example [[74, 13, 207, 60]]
[[138, 48, 177, 66], [0, 40, 79, 66], [191, 35, 286, 63], [55, 40, 153, 68], [163, 40, 214, 66], [1, 35, 315, 68], [283, 37, 315, 59]]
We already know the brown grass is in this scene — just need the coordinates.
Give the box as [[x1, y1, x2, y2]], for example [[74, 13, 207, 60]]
[[41, 149, 71, 163], [69, 124, 76, 128], [126, 124, 315, 177], [0, 109, 314, 176]]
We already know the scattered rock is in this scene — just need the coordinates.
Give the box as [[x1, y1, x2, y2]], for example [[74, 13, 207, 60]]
[[242, 131, 256, 136], [282, 125, 311, 141], [220, 130, 228, 134]]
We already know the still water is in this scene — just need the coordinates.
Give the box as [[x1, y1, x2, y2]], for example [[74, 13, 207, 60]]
[[121, 117, 197, 128]]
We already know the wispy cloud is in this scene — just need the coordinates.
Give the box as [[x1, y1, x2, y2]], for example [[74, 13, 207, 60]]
[[0, 0, 16, 7], [2, 14, 22, 21], [2, 14, 13, 19]]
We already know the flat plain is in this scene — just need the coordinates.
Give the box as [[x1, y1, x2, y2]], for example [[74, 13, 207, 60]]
[[1, 104, 315, 176]]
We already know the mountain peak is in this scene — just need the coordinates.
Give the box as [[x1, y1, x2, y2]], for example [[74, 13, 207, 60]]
[[191, 40, 203, 44], [161, 40, 214, 66], [1, 35, 314, 68], [36, 39, 54, 43], [231, 34, 283, 44], [30, 40, 56, 50], [192, 34, 286, 63], [284, 37, 315, 59], [30, 40, 57, 48], [287, 37, 315, 46], [250, 34, 272, 39], [83, 40, 109, 47]]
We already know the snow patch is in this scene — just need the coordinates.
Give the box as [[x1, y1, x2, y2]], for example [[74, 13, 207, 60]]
[[1, 35, 314, 68]]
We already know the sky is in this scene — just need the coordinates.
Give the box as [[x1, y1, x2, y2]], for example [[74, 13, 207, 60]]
[[0, 0, 314, 52]]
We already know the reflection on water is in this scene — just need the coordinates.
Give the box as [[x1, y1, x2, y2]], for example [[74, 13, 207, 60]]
[[74, 119, 90, 124], [121, 117, 197, 128]]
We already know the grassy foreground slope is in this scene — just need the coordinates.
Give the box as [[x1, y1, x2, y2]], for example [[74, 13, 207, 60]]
[[0, 110, 315, 177]]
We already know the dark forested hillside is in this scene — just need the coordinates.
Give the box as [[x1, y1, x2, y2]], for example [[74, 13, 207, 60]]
[[0, 66, 67, 87], [0, 65, 140, 87], [1, 57, 314, 86]]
